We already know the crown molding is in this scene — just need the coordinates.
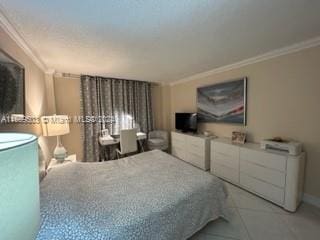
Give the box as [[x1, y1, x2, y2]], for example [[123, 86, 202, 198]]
[[170, 36, 320, 86], [160, 82, 170, 87], [0, 6, 47, 72], [53, 72, 81, 79], [45, 69, 56, 75]]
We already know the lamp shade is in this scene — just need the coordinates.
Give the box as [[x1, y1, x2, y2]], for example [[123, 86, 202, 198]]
[[0, 133, 39, 240], [41, 115, 70, 137]]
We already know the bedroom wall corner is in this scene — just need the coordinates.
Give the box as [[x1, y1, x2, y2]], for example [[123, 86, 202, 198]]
[[54, 78, 169, 162], [167, 45, 320, 200], [54, 75, 83, 161], [151, 83, 172, 131], [0, 25, 55, 173], [151, 83, 163, 129]]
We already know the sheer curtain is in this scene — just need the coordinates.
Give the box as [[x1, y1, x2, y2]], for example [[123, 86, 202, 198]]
[[80, 75, 154, 162]]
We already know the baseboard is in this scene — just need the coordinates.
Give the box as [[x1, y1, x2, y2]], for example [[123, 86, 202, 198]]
[[303, 193, 320, 208]]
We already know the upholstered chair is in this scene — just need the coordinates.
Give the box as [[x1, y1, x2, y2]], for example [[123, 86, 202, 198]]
[[147, 130, 169, 151]]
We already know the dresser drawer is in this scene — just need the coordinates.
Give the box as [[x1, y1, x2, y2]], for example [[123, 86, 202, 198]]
[[187, 135, 205, 148], [171, 146, 185, 160], [212, 151, 239, 170], [187, 143, 205, 157], [240, 160, 286, 188], [213, 141, 239, 158], [185, 152, 207, 170], [240, 148, 287, 172], [172, 139, 185, 149], [212, 163, 239, 183], [240, 173, 284, 204]]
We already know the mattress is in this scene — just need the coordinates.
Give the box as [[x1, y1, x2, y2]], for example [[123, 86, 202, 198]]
[[37, 150, 228, 240]]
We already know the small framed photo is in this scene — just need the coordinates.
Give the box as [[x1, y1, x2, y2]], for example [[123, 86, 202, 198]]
[[232, 131, 246, 144]]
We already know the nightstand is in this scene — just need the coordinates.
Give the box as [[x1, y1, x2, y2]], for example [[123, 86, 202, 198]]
[[48, 154, 77, 170]]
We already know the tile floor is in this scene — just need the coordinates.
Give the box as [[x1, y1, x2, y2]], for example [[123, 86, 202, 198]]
[[190, 181, 320, 240]]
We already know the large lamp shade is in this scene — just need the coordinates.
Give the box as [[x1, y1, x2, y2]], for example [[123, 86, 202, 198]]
[[0, 133, 39, 240]]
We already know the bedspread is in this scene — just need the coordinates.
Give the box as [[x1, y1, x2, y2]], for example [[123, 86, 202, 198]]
[[37, 150, 228, 240]]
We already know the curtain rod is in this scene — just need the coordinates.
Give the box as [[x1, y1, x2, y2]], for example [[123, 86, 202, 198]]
[[54, 72, 161, 85], [54, 72, 80, 79]]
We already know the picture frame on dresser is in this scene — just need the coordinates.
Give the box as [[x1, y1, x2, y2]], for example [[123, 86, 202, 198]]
[[231, 131, 246, 144]]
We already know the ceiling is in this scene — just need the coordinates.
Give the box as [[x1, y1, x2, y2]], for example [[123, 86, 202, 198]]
[[1, 0, 320, 83]]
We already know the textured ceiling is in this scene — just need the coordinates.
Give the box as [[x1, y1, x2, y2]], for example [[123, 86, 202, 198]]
[[1, 0, 320, 82]]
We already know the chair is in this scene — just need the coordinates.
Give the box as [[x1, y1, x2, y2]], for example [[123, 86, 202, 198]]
[[147, 130, 168, 151], [116, 128, 138, 159]]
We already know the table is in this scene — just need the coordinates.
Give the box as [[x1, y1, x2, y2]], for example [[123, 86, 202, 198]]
[[99, 132, 147, 160]]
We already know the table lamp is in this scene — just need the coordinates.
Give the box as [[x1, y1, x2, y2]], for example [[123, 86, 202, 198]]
[[41, 115, 70, 161]]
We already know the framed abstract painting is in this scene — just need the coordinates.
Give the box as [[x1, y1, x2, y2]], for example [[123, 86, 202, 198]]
[[0, 49, 25, 118], [197, 77, 247, 125]]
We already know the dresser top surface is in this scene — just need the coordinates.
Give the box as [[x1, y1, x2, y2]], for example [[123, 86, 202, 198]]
[[212, 137, 301, 157], [171, 130, 215, 140]]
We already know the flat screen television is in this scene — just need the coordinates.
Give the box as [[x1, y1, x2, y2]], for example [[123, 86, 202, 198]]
[[175, 113, 197, 133]]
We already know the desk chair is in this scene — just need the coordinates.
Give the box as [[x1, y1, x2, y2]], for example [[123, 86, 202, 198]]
[[116, 128, 138, 159]]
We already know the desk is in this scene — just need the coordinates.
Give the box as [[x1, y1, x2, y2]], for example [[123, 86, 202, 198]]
[[99, 132, 147, 160], [99, 132, 146, 145]]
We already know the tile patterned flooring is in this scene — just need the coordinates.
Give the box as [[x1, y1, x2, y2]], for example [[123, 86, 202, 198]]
[[190, 181, 320, 240]]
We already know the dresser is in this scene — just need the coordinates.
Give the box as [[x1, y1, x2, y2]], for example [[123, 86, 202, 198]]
[[211, 138, 305, 212], [171, 131, 211, 170]]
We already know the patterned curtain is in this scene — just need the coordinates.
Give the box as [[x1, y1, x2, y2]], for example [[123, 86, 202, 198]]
[[80, 75, 154, 162]]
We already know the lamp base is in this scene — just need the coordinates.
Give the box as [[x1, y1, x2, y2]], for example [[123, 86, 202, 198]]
[[54, 146, 67, 162]]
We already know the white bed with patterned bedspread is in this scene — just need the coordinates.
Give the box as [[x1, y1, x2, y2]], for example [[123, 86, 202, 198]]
[[37, 150, 228, 240]]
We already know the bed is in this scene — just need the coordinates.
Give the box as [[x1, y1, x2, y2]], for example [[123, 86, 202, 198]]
[[37, 150, 229, 240]]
